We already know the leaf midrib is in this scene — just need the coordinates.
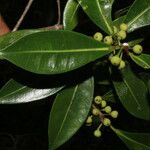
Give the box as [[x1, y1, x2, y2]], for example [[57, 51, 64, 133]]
[[52, 85, 78, 147]]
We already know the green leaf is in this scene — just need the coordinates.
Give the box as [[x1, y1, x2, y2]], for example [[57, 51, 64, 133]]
[[0, 30, 110, 74], [124, 0, 150, 32], [102, 90, 116, 103], [111, 126, 150, 150], [77, 0, 114, 34], [63, 0, 80, 30], [0, 79, 63, 104], [113, 65, 150, 120], [129, 53, 150, 69], [113, 15, 126, 27], [128, 38, 144, 47], [148, 80, 150, 93], [0, 29, 41, 50], [48, 77, 94, 150]]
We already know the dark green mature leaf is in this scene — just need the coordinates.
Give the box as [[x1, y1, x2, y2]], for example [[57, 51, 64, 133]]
[[48, 77, 94, 150], [102, 90, 116, 103], [0, 29, 40, 50], [77, 0, 114, 34], [124, 0, 150, 32], [129, 53, 150, 69], [63, 0, 80, 30], [111, 126, 150, 150], [113, 65, 150, 120], [0, 30, 110, 74], [128, 38, 144, 47], [0, 79, 63, 104]]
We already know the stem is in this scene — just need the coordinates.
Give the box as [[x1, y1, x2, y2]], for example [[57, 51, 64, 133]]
[[12, 0, 34, 32], [56, 0, 61, 25]]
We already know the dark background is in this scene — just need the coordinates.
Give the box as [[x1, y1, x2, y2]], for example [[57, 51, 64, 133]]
[[0, 0, 149, 150]]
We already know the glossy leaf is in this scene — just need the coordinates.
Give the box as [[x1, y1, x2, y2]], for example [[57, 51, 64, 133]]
[[128, 38, 144, 47], [48, 77, 94, 150], [77, 0, 114, 34], [124, 0, 150, 32], [113, 65, 150, 120], [0, 30, 110, 74], [111, 126, 150, 150], [0, 29, 41, 50], [63, 0, 80, 30], [129, 53, 150, 69], [0, 79, 63, 104]]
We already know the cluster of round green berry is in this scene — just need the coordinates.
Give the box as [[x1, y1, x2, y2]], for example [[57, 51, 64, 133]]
[[86, 95, 119, 138]]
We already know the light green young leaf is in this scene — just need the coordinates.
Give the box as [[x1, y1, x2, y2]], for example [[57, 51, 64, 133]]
[[77, 0, 114, 34], [48, 77, 94, 150], [113, 15, 126, 27], [111, 126, 150, 150], [113, 65, 150, 120], [124, 0, 150, 32], [0, 79, 63, 104], [129, 53, 150, 69], [63, 0, 80, 30], [0, 30, 110, 74], [128, 38, 144, 47]]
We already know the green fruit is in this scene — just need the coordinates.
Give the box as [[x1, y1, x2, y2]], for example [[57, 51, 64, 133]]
[[86, 116, 93, 124], [94, 129, 102, 137], [118, 60, 126, 69], [110, 56, 121, 66], [92, 108, 100, 116], [104, 106, 112, 114], [133, 44, 143, 54], [117, 30, 127, 40], [101, 100, 107, 108], [111, 111, 119, 118], [103, 118, 111, 126], [94, 96, 102, 104], [104, 36, 113, 45], [120, 23, 128, 31], [93, 32, 103, 42]]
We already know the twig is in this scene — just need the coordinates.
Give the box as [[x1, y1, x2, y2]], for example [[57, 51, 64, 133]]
[[56, 0, 61, 25], [43, 24, 63, 30], [12, 0, 34, 32]]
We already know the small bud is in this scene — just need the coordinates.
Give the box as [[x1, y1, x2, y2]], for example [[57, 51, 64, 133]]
[[92, 108, 100, 116], [93, 32, 103, 42], [101, 100, 107, 108], [104, 36, 113, 45], [113, 26, 118, 34], [110, 55, 121, 66], [120, 23, 128, 31], [118, 60, 126, 69], [86, 116, 93, 124], [94, 96, 102, 104], [103, 118, 111, 126], [133, 44, 143, 54], [94, 129, 102, 137], [110, 111, 119, 118], [104, 106, 112, 114], [117, 30, 127, 40]]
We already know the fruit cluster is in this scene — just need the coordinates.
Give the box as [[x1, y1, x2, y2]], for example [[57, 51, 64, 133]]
[[93, 23, 143, 70], [86, 96, 119, 138]]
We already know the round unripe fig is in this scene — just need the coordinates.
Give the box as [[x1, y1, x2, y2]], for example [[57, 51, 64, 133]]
[[104, 36, 113, 45], [120, 23, 128, 31], [92, 108, 100, 116], [86, 116, 93, 124], [94, 96, 102, 104], [117, 30, 126, 40], [101, 100, 107, 108], [133, 44, 143, 54], [103, 118, 111, 126], [118, 60, 126, 69], [104, 106, 112, 114], [110, 55, 121, 66], [94, 129, 102, 137], [110, 111, 119, 118], [93, 32, 103, 42]]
